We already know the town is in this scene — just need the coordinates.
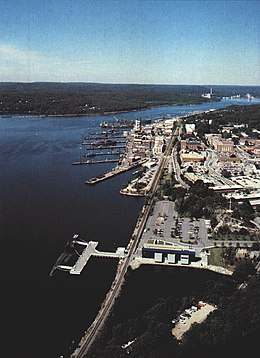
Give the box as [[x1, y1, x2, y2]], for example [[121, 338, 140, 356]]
[[74, 105, 260, 276], [71, 104, 260, 358]]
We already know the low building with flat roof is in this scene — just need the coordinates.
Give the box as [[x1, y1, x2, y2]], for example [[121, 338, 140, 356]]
[[180, 152, 205, 163], [142, 239, 197, 264], [219, 154, 241, 166]]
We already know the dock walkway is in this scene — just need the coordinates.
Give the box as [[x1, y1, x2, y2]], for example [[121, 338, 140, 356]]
[[70, 241, 125, 275], [85, 159, 147, 185], [72, 159, 118, 165]]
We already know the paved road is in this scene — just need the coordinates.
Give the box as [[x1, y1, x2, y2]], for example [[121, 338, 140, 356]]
[[172, 140, 189, 188]]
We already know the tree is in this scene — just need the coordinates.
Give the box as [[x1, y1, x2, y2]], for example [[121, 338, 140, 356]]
[[232, 259, 256, 283], [238, 227, 249, 236], [221, 169, 231, 178], [218, 225, 231, 236]]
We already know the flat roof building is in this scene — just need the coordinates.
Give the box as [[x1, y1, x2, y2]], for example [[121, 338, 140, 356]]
[[180, 152, 205, 162]]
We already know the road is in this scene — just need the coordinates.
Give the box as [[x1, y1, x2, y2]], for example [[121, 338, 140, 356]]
[[71, 124, 181, 358], [172, 134, 189, 189]]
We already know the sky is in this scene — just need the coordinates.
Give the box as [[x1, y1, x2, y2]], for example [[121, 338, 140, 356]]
[[0, 0, 259, 85]]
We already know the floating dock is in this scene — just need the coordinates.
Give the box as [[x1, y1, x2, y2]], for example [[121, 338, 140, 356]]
[[52, 241, 126, 276]]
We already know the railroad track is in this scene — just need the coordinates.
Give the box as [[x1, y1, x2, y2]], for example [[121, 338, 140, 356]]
[[71, 125, 181, 358]]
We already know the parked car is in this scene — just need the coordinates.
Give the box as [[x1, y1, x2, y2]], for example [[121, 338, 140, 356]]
[[184, 313, 191, 318]]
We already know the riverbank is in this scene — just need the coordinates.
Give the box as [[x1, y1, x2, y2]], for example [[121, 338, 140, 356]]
[[2, 96, 260, 120], [0, 99, 212, 119], [129, 257, 233, 275]]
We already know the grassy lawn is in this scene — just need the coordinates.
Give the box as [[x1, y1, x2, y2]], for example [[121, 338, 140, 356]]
[[208, 247, 224, 267]]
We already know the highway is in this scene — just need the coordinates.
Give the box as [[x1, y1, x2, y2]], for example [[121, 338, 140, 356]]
[[71, 124, 181, 358]]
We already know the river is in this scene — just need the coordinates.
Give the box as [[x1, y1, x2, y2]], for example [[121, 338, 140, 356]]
[[0, 98, 259, 357]]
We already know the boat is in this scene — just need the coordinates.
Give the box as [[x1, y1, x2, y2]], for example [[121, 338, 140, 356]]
[[85, 153, 96, 157], [100, 119, 134, 129], [100, 121, 109, 128]]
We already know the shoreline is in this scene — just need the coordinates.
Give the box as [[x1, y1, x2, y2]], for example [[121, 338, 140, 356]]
[[1, 97, 259, 120], [129, 257, 233, 275], [0, 99, 214, 119]]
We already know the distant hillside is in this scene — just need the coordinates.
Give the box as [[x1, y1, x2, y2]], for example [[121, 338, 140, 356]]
[[0, 83, 259, 116], [210, 85, 260, 97], [0, 83, 211, 116]]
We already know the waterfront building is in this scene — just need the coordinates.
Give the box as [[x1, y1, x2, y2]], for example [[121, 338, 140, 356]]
[[142, 240, 198, 265], [201, 88, 213, 99]]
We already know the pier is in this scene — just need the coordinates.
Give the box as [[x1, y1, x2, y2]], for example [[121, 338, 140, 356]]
[[83, 151, 124, 157], [84, 145, 125, 150], [85, 159, 147, 185], [82, 140, 126, 146], [84, 135, 125, 141], [72, 159, 118, 165], [94, 130, 124, 136], [55, 241, 126, 275]]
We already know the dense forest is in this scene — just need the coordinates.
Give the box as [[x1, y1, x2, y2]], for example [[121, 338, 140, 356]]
[[88, 261, 259, 358], [0, 82, 259, 116], [0, 83, 210, 115], [167, 180, 227, 219]]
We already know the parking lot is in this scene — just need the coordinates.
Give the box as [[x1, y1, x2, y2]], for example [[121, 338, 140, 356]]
[[136, 200, 213, 256], [172, 302, 216, 340]]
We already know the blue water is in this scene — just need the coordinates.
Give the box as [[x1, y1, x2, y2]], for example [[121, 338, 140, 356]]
[[0, 98, 259, 357]]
